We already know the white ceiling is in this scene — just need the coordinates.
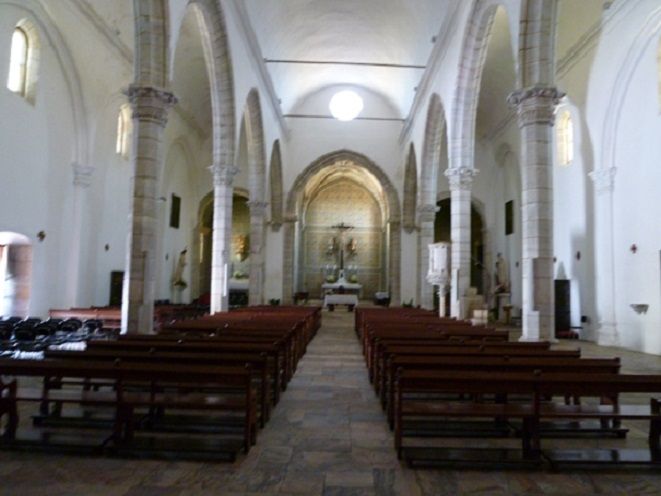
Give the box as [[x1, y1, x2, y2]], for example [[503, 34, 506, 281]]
[[242, 0, 453, 118]]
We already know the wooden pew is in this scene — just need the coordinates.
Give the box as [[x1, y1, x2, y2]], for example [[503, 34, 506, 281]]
[[384, 356, 618, 428], [393, 370, 661, 467], [0, 358, 256, 458], [45, 348, 273, 427]]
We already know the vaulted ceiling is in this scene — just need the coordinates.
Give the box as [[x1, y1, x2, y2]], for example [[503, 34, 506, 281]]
[[242, 0, 455, 118]]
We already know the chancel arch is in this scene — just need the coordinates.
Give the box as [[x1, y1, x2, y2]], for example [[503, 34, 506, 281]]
[[283, 150, 401, 305]]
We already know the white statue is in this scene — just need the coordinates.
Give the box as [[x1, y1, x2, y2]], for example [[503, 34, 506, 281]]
[[495, 252, 509, 293], [173, 248, 187, 288]]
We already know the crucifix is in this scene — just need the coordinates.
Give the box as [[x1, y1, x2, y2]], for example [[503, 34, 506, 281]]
[[331, 222, 354, 273]]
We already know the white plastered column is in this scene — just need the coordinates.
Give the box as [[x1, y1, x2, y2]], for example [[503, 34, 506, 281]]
[[121, 85, 177, 334], [508, 87, 563, 342], [67, 163, 94, 306], [248, 201, 268, 306], [589, 167, 619, 346], [209, 164, 238, 314], [417, 204, 437, 309], [445, 167, 477, 318]]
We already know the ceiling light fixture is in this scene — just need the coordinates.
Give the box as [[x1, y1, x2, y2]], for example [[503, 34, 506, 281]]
[[329, 90, 363, 121]]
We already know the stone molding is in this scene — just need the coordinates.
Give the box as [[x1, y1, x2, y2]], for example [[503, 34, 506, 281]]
[[508, 86, 565, 127], [125, 85, 177, 126], [71, 162, 94, 188], [445, 167, 478, 191], [589, 167, 617, 195], [208, 164, 239, 187], [417, 204, 438, 224], [283, 215, 298, 224]]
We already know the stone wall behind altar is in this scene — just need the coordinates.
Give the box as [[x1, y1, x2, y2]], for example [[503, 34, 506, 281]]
[[303, 180, 385, 298]]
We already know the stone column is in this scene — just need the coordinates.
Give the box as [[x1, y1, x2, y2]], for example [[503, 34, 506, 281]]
[[589, 167, 619, 346], [281, 215, 298, 304], [209, 164, 238, 314], [248, 201, 268, 306], [121, 85, 176, 334], [508, 86, 563, 341], [67, 163, 94, 307], [417, 204, 437, 309], [445, 167, 477, 318], [388, 220, 401, 305]]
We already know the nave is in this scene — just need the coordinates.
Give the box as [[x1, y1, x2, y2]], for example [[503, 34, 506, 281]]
[[2, 309, 661, 496]]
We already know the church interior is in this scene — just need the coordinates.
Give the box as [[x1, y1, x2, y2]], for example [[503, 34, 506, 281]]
[[1, 0, 661, 493]]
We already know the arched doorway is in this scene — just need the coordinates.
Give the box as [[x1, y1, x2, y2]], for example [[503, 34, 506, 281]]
[[0, 232, 32, 317], [284, 150, 401, 304], [434, 199, 485, 295], [196, 190, 251, 306]]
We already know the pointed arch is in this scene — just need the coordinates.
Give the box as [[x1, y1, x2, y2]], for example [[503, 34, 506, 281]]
[[284, 150, 401, 305], [402, 143, 418, 233], [269, 140, 284, 231]]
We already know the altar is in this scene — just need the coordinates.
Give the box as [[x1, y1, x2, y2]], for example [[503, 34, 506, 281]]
[[321, 276, 362, 297]]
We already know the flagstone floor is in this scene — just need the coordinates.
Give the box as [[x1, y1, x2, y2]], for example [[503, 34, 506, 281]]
[[2, 309, 661, 495]]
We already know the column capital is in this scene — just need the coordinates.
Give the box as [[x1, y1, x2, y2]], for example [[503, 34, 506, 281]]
[[444, 167, 478, 191], [589, 167, 617, 195], [208, 164, 239, 187], [508, 86, 565, 127], [125, 84, 177, 126], [247, 201, 269, 217], [283, 214, 298, 224], [417, 203, 438, 223], [71, 162, 94, 188]]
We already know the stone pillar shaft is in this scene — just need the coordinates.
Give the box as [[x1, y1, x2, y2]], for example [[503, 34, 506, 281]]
[[509, 86, 563, 341], [388, 221, 401, 305], [67, 163, 94, 306], [590, 167, 619, 345], [445, 167, 477, 318], [417, 204, 437, 309], [210, 165, 237, 314], [121, 85, 176, 334], [281, 216, 297, 305], [248, 201, 268, 306]]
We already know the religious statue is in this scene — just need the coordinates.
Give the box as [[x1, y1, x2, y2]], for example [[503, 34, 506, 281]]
[[494, 252, 509, 293], [173, 248, 188, 289], [326, 236, 338, 257], [346, 237, 357, 256]]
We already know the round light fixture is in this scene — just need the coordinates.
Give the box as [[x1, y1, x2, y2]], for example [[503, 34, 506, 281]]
[[329, 90, 364, 121]]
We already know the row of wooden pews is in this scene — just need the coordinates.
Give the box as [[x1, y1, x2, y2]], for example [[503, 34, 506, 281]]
[[48, 304, 208, 332], [0, 305, 321, 461], [356, 307, 661, 468]]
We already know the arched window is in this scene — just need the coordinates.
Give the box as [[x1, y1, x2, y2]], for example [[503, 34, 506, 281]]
[[556, 109, 574, 166], [116, 105, 132, 159], [7, 27, 28, 96]]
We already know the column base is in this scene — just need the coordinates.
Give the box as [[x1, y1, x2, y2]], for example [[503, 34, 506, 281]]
[[596, 322, 619, 347]]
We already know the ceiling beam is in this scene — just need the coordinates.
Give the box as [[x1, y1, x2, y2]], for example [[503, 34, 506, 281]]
[[265, 59, 425, 70], [284, 113, 404, 122]]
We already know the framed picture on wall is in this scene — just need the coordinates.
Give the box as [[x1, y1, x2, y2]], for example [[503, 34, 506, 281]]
[[505, 200, 514, 235], [170, 193, 181, 229]]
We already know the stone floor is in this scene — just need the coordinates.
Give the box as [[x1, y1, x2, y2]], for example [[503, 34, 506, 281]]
[[2, 310, 661, 495]]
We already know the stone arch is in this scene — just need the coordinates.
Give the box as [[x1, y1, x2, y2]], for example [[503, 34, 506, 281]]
[[269, 140, 284, 231], [0, 0, 89, 165], [243, 88, 267, 201], [283, 150, 401, 304], [450, 0, 505, 172], [402, 143, 418, 233], [188, 0, 236, 172], [420, 93, 447, 206]]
